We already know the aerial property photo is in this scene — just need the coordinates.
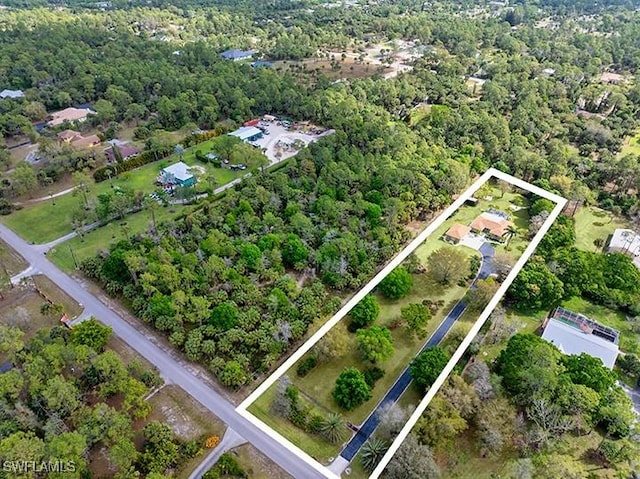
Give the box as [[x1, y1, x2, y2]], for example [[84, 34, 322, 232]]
[[3, 1, 640, 479], [239, 169, 567, 479]]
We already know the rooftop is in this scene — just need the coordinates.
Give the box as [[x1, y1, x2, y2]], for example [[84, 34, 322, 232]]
[[444, 223, 471, 241], [48, 107, 94, 127], [608, 228, 640, 257], [0, 89, 24, 99], [470, 210, 513, 238], [541, 306, 620, 369], [229, 126, 263, 141], [221, 49, 255, 60], [162, 161, 194, 182]]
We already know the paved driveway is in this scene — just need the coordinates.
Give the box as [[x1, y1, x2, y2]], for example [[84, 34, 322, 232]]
[[333, 241, 497, 470]]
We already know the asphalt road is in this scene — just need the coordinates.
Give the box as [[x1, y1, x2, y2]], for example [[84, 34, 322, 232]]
[[0, 222, 325, 479], [339, 241, 496, 462]]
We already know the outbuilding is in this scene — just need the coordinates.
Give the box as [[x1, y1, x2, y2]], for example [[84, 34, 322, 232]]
[[229, 126, 263, 142]]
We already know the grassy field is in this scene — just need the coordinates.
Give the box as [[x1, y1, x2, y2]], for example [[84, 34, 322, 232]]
[[48, 203, 192, 271], [247, 382, 340, 464], [620, 129, 640, 157], [2, 135, 255, 244], [572, 206, 630, 252]]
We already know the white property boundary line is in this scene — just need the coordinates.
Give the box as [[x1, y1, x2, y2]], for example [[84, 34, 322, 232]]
[[236, 168, 567, 479]]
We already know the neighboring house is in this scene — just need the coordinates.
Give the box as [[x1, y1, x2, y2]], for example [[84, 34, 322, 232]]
[[158, 161, 196, 187], [541, 306, 620, 369], [600, 72, 624, 84], [57, 130, 101, 149], [0, 89, 24, 99], [470, 210, 514, 242], [105, 145, 140, 163], [71, 135, 101, 149], [48, 107, 94, 127], [58, 129, 82, 142], [607, 228, 640, 269], [443, 224, 471, 244], [221, 49, 255, 61], [542, 68, 556, 76], [229, 126, 263, 142]]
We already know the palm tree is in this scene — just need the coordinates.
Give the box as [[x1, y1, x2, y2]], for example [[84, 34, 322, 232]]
[[320, 413, 347, 444], [360, 438, 389, 472], [503, 225, 518, 250]]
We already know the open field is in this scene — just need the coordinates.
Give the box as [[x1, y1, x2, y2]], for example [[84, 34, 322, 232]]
[[48, 203, 192, 271], [272, 57, 392, 81], [572, 205, 630, 252], [620, 129, 640, 157], [0, 285, 62, 342]]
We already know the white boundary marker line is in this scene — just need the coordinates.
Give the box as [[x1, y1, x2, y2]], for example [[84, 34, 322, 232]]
[[236, 168, 566, 479], [370, 173, 567, 478]]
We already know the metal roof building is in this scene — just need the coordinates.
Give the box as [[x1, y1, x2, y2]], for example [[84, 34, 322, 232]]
[[541, 307, 619, 369], [229, 126, 263, 142]]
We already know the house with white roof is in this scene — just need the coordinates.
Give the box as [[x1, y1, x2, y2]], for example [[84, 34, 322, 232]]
[[158, 162, 196, 187], [229, 126, 263, 142], [607, 228, 640, 269], [541, 306, 620, 369], [0, 89, 24, 99]]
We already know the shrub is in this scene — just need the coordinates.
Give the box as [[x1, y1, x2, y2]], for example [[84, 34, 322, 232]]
[[296, 355, 318, 377], [363, 367, 385, 388]]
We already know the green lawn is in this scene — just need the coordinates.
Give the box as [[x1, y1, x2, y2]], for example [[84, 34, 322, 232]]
[[247, 382, 340, 464], [2, 135, 264, 244], [620, 129, 640, 157], [48, 203, 191, 271], [572, 206, 630, 252], [294, 246, 480, 425]]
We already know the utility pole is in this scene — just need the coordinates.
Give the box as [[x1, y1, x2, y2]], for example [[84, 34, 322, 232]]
[[69, 245, 79, 269]]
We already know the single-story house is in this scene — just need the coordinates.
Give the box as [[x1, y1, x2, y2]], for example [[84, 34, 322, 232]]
[[70, 135, 101, 149], [229, 126, 263, 142], [158, 161, 196, 187], [470, 210, 514, 242], [57, 130, 101, 149], [48, 107, 94, 127], [221, 49, 255, 61], [443, 224, 471, 244], [541, 306, 619, 369], [205, 153, 219, 161], [58, 129, 82, 142], [105, 145, 140, 163], [0, 89, 24, 99], [607, 228, 640, 269]]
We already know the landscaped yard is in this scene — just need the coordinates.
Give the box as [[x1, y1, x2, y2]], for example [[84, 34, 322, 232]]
[[572, 205, 630, 252], [2, 135, 264, 244], [293, 245, 480, 426]]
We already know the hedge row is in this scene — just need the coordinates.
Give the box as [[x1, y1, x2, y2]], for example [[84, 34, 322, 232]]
[[93, 146, 173, 182], [93, 129, 225, 182]]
